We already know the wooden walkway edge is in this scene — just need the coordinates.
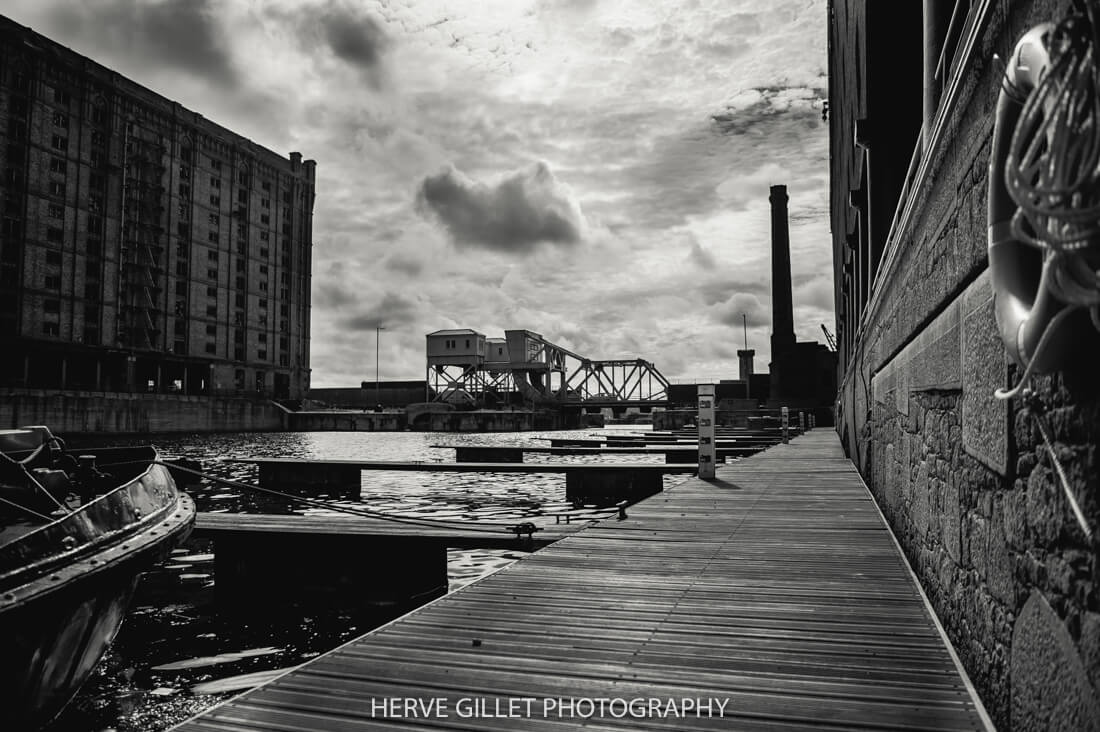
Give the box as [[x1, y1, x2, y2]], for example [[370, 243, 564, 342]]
[[192, 512, 585, 550], [174, 432, 995, 731]]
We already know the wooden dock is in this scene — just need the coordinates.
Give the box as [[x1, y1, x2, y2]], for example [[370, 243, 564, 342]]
[[548, 437, 781, 448], [223, 458, 698, 504], [193, 512, 585, 550], [221, 457, 699, 474], [429, 445, 762, 462], [176, 431, 993, 731]]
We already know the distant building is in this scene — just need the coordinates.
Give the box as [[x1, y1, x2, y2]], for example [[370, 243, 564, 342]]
[[425, 328, 487, 368], [307, 381, 432, 409], [766, 185, 837, 414], [0, 16, 315, 400], [485, 337, 507, 365]]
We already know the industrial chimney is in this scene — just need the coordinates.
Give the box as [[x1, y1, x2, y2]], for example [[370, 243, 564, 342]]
[[769, 184, 796, 355], [769, 184, 796, 400]]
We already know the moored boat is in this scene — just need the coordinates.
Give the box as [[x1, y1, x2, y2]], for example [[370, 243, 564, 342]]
[[0, 426, 195, 730]]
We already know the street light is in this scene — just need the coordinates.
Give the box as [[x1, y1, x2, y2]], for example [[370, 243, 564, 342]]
[[375, 325, 385, 410]]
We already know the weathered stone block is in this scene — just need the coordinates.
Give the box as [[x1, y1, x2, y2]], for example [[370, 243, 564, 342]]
[[1027, 467, 1065, 549], [910, 299, 962, 391], [1079, 611, 1100, 694], [988, 505, 1016, 606], [913, 459, 930, 541], [960, 269, 1010, 475], [1012, 591, 1100, 732], [1003, 488, 1030, 550], [897, 362, 910, 416], [970, 514, 989, 579], [943, 471, 962, 564], [882, 442, 898, 515]]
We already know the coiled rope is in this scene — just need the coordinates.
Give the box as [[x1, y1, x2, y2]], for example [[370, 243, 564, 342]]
[[994, 6, 1100, 542], [1003, 8, 1100, 334]]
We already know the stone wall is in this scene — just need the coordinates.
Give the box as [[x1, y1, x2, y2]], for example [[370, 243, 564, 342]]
[[836, 1, 1100, 728], [287, 410, 407, 431], [0, 389, 284, 434]]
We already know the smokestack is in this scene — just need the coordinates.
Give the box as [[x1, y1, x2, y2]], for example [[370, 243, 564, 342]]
[[770, 184, 795, 355]]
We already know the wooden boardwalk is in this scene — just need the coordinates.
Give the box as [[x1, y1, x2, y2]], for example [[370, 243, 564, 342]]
[[176, 432, 992, 731]]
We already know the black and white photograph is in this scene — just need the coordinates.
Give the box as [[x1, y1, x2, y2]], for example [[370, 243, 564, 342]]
[[0, 0, 1098, 730]]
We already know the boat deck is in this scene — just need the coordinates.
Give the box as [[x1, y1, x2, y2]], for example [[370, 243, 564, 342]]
[[175, 431, 992, 731]]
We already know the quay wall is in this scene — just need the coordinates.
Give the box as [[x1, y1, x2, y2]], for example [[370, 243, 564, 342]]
[[832, 1, 1100, 729], [287, 409, 539, 432], [287, 411, 406, 431], [423, 410, 535, 432], [0, 389, 284, 435]]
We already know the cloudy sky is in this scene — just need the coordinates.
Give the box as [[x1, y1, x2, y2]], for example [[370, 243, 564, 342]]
[[8, 0, 832, 387]]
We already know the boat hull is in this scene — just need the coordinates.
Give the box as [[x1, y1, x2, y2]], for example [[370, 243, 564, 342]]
[[0, 454, 195, 730]]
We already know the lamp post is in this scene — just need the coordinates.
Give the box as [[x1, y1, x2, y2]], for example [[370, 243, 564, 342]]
[[375, 325, 385, 409]]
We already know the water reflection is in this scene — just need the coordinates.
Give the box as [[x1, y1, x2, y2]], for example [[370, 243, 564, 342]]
[[50, 426, 675, 731]]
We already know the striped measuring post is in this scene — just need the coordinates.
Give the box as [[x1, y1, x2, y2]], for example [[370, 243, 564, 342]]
[[697, 384, 716, 480]]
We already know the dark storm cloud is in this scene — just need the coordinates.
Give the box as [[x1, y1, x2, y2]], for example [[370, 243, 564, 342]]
[[383, 252, 425, 277], [266, 0, 390, 83], [47, 0, 238, 87], [688, 241, 718, 269], [617, 88, 824, 231], [340, 293, 419, 331], [416, 161, 585, 254], [312, 278, 358, 309], [713, 293, 769, 328], [711, 86, 824, 136], [318, 5, 389, 70]]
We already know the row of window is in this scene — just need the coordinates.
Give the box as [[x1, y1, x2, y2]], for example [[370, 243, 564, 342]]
[[33, 145, 301, 206], [182, 159, 295, 201], [9, 76, 306, 205]]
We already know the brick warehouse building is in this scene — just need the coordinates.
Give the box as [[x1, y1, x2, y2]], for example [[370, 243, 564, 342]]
[[0, 16, 314, 430], [830, 1, 1100, 729]]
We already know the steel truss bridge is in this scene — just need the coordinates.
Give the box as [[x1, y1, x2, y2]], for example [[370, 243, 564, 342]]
[[427, 329, 669, 410]]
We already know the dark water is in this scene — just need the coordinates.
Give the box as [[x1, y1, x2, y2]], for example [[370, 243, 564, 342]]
[[47, 426, 678, 732]]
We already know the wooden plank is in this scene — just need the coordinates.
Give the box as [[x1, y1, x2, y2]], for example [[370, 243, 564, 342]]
[[430, 445, 762, 457], [222, 458, 699, 474], [174, 432, 993, 732], [193, 512, 584, 550]]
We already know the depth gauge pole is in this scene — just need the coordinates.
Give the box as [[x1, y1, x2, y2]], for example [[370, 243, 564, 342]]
[[375, 325, 385, 408]]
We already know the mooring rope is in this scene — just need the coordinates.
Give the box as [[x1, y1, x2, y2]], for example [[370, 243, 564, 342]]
[[1024, 389, 1094, 542], [0, 492, 56, 522], [95, 458, 619, 534]]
